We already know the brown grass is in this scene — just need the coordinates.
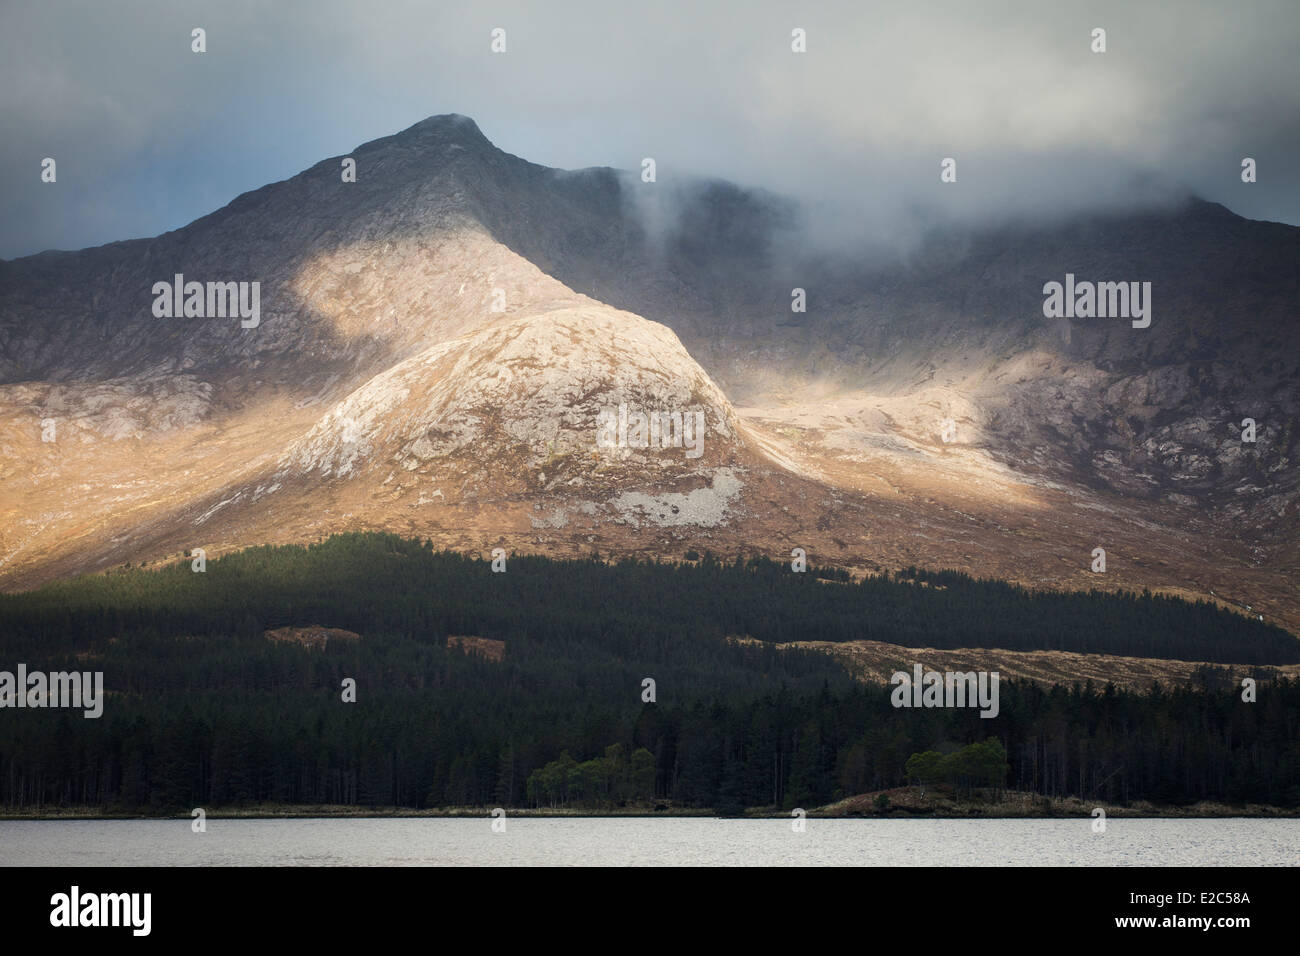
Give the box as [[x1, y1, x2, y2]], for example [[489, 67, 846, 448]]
[[728, 636, 1299, 691], [264, 625, 361, 650], [447, 635, 506, 662]]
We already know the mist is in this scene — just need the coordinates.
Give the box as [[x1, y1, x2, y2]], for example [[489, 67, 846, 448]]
[[2, 0, 1297, 260]]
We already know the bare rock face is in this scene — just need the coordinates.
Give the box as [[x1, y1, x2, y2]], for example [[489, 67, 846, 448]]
[[280, 306, 739, 480], [0, 113, 1297, 633]]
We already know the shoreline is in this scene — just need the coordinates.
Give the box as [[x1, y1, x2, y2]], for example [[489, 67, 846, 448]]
[[3, 800, 1297, 822]]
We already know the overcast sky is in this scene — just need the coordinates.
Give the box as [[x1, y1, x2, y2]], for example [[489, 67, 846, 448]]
[[2, 0, 1298, 259]]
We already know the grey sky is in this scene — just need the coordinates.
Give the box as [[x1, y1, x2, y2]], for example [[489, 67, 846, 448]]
[[2, 0, 1298, 259]]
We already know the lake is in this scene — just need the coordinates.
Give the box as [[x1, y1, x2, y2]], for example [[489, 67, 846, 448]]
[[1, 817, 1296, 866]]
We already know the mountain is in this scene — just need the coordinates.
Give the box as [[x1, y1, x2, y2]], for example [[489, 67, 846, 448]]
[[1, 113, 1297, 634]]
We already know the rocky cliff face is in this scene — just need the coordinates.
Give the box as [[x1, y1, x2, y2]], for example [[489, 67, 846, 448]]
[[1, 114, 1296, 633]]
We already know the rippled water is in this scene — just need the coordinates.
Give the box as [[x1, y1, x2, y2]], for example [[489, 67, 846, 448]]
[[1, 817, 1296, 866]]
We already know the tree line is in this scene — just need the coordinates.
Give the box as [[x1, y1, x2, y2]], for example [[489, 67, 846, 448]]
[[1, 532, 1294, 664], [0, 533, 1296, 813]]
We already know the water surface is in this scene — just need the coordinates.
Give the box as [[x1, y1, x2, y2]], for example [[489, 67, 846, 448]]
[[2, 817, 1295, 866]]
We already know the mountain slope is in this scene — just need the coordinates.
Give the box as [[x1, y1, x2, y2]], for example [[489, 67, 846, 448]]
[[0, 114, 1296, 637]]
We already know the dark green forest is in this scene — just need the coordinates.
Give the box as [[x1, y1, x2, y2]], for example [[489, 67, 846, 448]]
[[0, 532, 1296, 813]]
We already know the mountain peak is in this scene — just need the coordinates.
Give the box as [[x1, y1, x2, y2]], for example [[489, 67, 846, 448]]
[[393, 113, 493, 149]]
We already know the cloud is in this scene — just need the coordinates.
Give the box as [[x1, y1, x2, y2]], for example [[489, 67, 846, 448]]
[[1, 0, 1296, 258]]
